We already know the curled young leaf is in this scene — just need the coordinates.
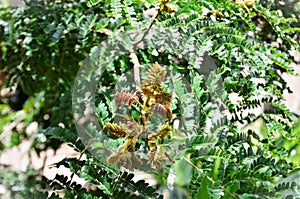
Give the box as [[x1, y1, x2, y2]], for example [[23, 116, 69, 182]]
[[143, 62, 167, 85], [105, 122, 127, 138]]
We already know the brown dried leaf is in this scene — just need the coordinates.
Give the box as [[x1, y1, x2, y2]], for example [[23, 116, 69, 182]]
[[114, 91, 137, 106], [150, 103, 172, 120]]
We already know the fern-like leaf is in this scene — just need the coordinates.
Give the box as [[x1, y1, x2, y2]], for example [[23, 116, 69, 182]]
[[111, 0, 123, 19], [42, 127, 85, 151], [123, 0, 137, 26], [86, 0, 101, 7]]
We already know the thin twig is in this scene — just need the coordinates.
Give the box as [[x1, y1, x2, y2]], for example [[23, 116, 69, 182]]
[[183, 157, 202, 173], [133, 10, 160, 46], [220, 185, 239, 199]]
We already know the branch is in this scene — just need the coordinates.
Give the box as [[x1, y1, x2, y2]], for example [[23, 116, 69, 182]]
[[129, 49, 141, 91]]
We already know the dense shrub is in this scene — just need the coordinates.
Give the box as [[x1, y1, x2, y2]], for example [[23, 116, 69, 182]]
[[0, 0, 300, 198]]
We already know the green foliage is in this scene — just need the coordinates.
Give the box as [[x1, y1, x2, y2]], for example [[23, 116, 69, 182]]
[[44, 155, 163, 198], [0, 167, 48, 199], [1, 0, 300, 198]]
